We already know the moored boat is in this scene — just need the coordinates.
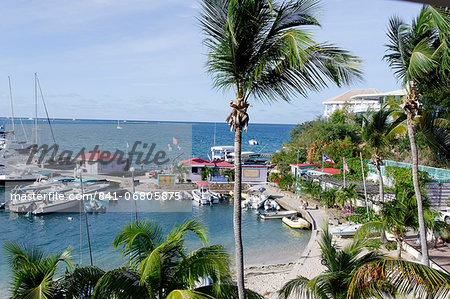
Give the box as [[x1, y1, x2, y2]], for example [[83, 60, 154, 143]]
[[259, 210, 297, 219], [32, 198, 80, 215], [282, 216, 311, 229]]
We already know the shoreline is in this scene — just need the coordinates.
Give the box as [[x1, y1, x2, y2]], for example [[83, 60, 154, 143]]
[[244, 187, 329, 297]]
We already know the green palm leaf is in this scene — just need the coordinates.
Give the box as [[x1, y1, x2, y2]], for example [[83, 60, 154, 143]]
[[93, 267, 149, 299], [348, 259, 450, 298], [60, 265, 105, 298], [166, 290, 213, 299]]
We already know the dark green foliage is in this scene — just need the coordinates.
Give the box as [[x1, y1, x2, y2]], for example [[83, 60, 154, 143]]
[[333, 157, 369, 181], [320, 187, 337, 208], [271, 149, 306, 175], [347, 207, 381, 224], [268, 172, 280, 183], [385, 166, 430, 192], [277, 173, 294, 190]]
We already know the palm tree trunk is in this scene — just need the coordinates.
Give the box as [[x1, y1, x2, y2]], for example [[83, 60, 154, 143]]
[[406, 111, 429, 266], [397, 238, 402, 259], [376, 164, 384, 202], [233, 125, 245, 299]]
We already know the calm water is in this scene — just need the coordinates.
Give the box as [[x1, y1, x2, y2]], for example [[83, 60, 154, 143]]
[[0, 120, 309, 297]]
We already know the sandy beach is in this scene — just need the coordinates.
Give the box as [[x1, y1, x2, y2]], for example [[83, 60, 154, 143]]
[[245, 207, 327, 298], [244, 187, 418, 298]]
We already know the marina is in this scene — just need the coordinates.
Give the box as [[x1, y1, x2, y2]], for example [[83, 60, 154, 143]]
[[0, 1, 449, 298]]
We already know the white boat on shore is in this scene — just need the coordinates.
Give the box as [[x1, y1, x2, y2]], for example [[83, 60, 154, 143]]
[[329, 224, 362, 237], [259, 210, 297, 219]]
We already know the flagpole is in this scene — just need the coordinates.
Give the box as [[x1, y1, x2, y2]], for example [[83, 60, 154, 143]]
[[360, 152, 369, 220], [321, 153, 324, 172], [343, 157, 346, 188]]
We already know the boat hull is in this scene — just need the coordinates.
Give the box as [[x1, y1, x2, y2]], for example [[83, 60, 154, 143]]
[[282, 217, 311, 229], [32, 199, 81, 215], [259, 210, 297, 219]]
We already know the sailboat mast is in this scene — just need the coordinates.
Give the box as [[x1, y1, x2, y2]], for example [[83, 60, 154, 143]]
[[34, 73, 38, 144], [8, 76, 15, 140], [213, 122, 216, 146]]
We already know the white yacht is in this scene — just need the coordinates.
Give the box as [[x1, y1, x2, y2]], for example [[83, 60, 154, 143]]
[[32, 198, 80, 215]]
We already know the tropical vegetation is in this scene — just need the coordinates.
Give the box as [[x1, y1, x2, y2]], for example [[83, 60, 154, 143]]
[[200, 0, 362, 296], [280, 225, 450, 299], [5, 219, 262, 299], [383, 5, 450, 266]]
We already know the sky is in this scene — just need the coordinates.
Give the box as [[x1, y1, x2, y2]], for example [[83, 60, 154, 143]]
[[0, 0, 423, 124]]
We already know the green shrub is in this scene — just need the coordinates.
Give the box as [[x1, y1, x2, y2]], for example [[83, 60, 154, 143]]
[[346, 207, 381, 224]]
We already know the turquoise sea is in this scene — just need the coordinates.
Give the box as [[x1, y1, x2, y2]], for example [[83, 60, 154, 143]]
[[0, 119, 309, 297]]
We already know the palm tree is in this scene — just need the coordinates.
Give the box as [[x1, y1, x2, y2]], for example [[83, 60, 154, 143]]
[[4, 241, 72, 299], [320, 187, 337, 208], [172, 164, 188, 183], [383, 5, 449, 266], [200, 1, 362, 295], [300, 179, 322, 200], [361, 107, 405, 202], [279, 225, 450, 299], [355, 186, 419, 259], [201, 166, 214, 181], [94, 219, 259, 298], [224, 168, 235, 182], [335, 182, 359, 210], [57, 265, 105, 298]]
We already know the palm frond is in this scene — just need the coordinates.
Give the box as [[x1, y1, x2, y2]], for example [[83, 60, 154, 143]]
[[201, 0, 362, 103], [166, 289, 213, 299], [60, 265, 105, 298], [348, 259, 450, 298], [195, 284, 264, 299], [354, 221, 386, 240], [173, 245, 231, 290], [112, 220, 164, 265], [93, 267, 149, 299], [279, 275, 313, 299]]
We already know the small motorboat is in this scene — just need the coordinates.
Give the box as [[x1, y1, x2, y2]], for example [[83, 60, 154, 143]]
[[192, 189, 211, 205], [249, 139, 259, 145], [242, 193, 268, 209], [259, 210, 297, 219], [32, 198, 80, 215], [329, 224, 362, 237], [264, 199, 280, 211], [282, 216, 311, 229]]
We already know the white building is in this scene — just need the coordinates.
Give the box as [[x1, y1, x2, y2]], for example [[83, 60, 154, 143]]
[[323, 89, 406, 118]]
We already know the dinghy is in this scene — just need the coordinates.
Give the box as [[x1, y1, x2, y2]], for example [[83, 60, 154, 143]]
[[282, 216, 311, 229]]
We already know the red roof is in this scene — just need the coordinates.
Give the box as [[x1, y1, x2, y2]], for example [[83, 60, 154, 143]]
[[290, 163, 317, 167], [312, 168, 341, 175], [180, 157, 233, 168], [196, 181, 212, 186], [75, 150, 124, 160]]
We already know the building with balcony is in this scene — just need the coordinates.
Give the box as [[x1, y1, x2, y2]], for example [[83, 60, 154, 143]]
[[323, 89, 405, 118]]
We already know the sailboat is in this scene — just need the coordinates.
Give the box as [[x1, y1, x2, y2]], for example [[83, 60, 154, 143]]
[[116, 120, 123, 130]]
